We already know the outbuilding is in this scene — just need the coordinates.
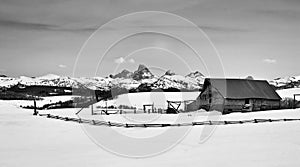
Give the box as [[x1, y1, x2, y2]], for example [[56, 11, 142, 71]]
[[187, 78, 281, 114]]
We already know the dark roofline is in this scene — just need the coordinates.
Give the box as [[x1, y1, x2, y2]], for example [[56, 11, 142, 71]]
[[202, 78, 281, 100]]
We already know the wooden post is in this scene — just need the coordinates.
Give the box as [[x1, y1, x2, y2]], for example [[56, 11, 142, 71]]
[[152, 103, 154, 113], [91, 104, 94, 115], [294, 94, 299, 109], [33, 99, 38, 115], [105, 101, 107, 112], [293, 94, 300, 109], [294, 94, 296, 109]]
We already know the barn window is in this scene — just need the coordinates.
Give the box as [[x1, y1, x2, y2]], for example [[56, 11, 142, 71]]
[[245, 99, 250, 104]]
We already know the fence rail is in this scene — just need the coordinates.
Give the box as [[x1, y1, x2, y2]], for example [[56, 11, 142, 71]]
[[38, 113, 300, 128]]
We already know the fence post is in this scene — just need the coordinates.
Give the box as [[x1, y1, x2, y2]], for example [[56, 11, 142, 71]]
[[293, 94, 300, 109], [33, 99, 38, 115]]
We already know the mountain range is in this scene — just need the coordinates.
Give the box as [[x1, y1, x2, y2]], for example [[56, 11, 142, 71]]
[[1, 64, 298, 92], [269, 75, 300, 89], [0, 64, 205, 91]]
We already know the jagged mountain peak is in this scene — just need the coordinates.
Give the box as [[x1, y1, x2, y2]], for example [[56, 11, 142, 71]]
[[137, 64, 148, 71], [112, 69, 133, 79], [165, 70, 176, 76], [0, 67, 208, 91], [121, 69, 131, 73], [133, 64, 154, 81], [186, 71, 204, 78], [269, 75, 300, 89]]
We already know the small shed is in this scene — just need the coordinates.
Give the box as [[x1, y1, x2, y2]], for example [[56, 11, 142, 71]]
[[187, 78, 281, 114]]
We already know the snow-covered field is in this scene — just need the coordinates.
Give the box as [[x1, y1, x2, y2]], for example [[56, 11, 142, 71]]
[[277, 88, 300, 100], [4, 95, 80, 108], [1, 100, 300, 167], [95, 92, 201, 110]]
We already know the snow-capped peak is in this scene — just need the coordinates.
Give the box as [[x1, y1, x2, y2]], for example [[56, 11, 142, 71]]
[[0, 67, 207, 91], [132, 64, 154, 81], [111, 69, 133, 79], [165, 70, 176, 76], [269, 75, 300, 89], [186, 71, 204, 78], [37, 74, 61, 80]]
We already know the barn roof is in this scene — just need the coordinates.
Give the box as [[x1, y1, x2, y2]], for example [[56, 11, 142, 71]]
[[203, 78, 281, 100]]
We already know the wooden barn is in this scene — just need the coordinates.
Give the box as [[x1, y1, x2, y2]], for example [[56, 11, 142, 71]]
[[187, 78, 281, 114]]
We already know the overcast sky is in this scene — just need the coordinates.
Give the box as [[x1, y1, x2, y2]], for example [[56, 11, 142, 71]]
[[0, 0, 299, 80]]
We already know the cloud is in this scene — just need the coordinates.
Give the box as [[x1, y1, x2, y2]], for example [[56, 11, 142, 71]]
[[0, 19, 97, 32], [114, 57, 135, 64], [128, 58, 135, 63], [58, 64, 67, 68], [0, 19, 58, 31], [114, 57, 126, 64], [263, 58, 277, 64], [200, 25, 249, 33]]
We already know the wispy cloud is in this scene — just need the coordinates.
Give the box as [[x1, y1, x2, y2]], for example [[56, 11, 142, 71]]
[[128, 58, 135, 63], [0, 19, 97, 32], [114, 57, 126, 64], [0, 19, 58, 30], [200, 25, 249, 33], [58, 64, 67, 68], [263, 58, 277, 64], [114, 57, 135, 64]]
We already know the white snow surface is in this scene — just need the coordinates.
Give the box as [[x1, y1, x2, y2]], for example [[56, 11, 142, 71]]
[[6, 95, 79, 108], [277, 88, 300, 100], [95, 92, 201, 110], [37, 74, 61, 80], [1, 100, 300, 167]]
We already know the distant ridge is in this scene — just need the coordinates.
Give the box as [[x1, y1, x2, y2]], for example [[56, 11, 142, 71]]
[[111, 69, 133, 79], [269, 75, 300, 89], [0, 64, 205, 91]]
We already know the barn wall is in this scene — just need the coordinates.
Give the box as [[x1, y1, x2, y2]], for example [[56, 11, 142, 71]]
[[224, 99, 245, 113], [187, 85, 225, 112], [186, 85, 210, 111], [197, 85, 225, 111], [260, 99, 280, 110], [251, 99, 261, 111], [199, 85, 211, 110], [186, 98, 201, 111], [209, 87, 225, 111], [224, 99, 281, 113]]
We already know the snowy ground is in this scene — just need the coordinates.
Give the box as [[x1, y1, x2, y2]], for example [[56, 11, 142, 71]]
[[1, 100, 300, 167], [5, 95, 80, 108], [95, 92, 201, 110], [277, 88, 300, 100]]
